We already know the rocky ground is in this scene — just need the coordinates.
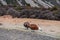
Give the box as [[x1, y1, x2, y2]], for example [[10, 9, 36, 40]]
[[0, 28, 60, 40], [0, 15, 60, 40]]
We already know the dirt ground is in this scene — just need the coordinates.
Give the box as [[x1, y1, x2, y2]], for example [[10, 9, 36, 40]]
[[0, 15, 60, 37]]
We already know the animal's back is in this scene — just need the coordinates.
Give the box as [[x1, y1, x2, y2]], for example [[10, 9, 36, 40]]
[[29, 24, 38, 30]]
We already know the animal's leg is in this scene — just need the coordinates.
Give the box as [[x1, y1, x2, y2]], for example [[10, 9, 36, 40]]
[[30, 29, 35, 32], [27, 27, 28, 30], [24, 27, 28, 30], [31, 30, 35, 32]]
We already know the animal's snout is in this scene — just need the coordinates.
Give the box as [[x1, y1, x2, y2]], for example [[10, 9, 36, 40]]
[[23, 22, 30, 30]]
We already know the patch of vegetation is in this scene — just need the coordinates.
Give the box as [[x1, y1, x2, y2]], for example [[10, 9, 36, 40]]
[[26, 4, 30, 6], [15, 6, 22, 10], [13, 3, 17, 7], [48, 6, 58, 11], [6, 0, 17, 5]]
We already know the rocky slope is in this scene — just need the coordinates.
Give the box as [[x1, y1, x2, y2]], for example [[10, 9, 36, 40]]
[[0, 28, 59, 40], [0, 0, 60, 20], [0, 16, 60, 40], [0, 0, 60, 8]]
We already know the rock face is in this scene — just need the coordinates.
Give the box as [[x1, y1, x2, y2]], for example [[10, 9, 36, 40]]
[[7, 8, 21, 18], [0, 7, 7, 16], [0, 28, 59, 40], [0, 0, 60, 8], [0, 0, 7, 5]]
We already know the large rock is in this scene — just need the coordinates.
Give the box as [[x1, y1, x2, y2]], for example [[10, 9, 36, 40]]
[[7, 8, 21, 18], [37, 10, 56, 20], [0, 7, 7, 16]]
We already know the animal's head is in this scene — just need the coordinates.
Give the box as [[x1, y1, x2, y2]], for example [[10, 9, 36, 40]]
[[24, 22, 30, 27]]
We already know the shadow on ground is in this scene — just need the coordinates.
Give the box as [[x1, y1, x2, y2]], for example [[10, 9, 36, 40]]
[[0, 28, 60, 40]]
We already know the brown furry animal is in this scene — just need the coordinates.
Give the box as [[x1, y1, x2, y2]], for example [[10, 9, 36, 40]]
[[24, 22, 41, 30]]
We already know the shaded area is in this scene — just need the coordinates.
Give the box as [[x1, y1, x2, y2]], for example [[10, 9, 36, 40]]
[[0, 6, 60, 21], [0, 28, 60, 40]]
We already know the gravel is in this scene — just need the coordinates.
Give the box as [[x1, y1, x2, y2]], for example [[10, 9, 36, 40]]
[[0, 28, 59, 40]]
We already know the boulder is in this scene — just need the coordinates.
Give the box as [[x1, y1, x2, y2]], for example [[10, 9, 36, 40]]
[[7, 8, 21, 18]]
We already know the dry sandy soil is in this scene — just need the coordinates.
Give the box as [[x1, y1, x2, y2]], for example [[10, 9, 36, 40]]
[[0, 15, 60, 38]]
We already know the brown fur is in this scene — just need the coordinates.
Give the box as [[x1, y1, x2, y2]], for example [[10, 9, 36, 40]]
[[29, 24, 38, 30], [24, 22, 39, 30]]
